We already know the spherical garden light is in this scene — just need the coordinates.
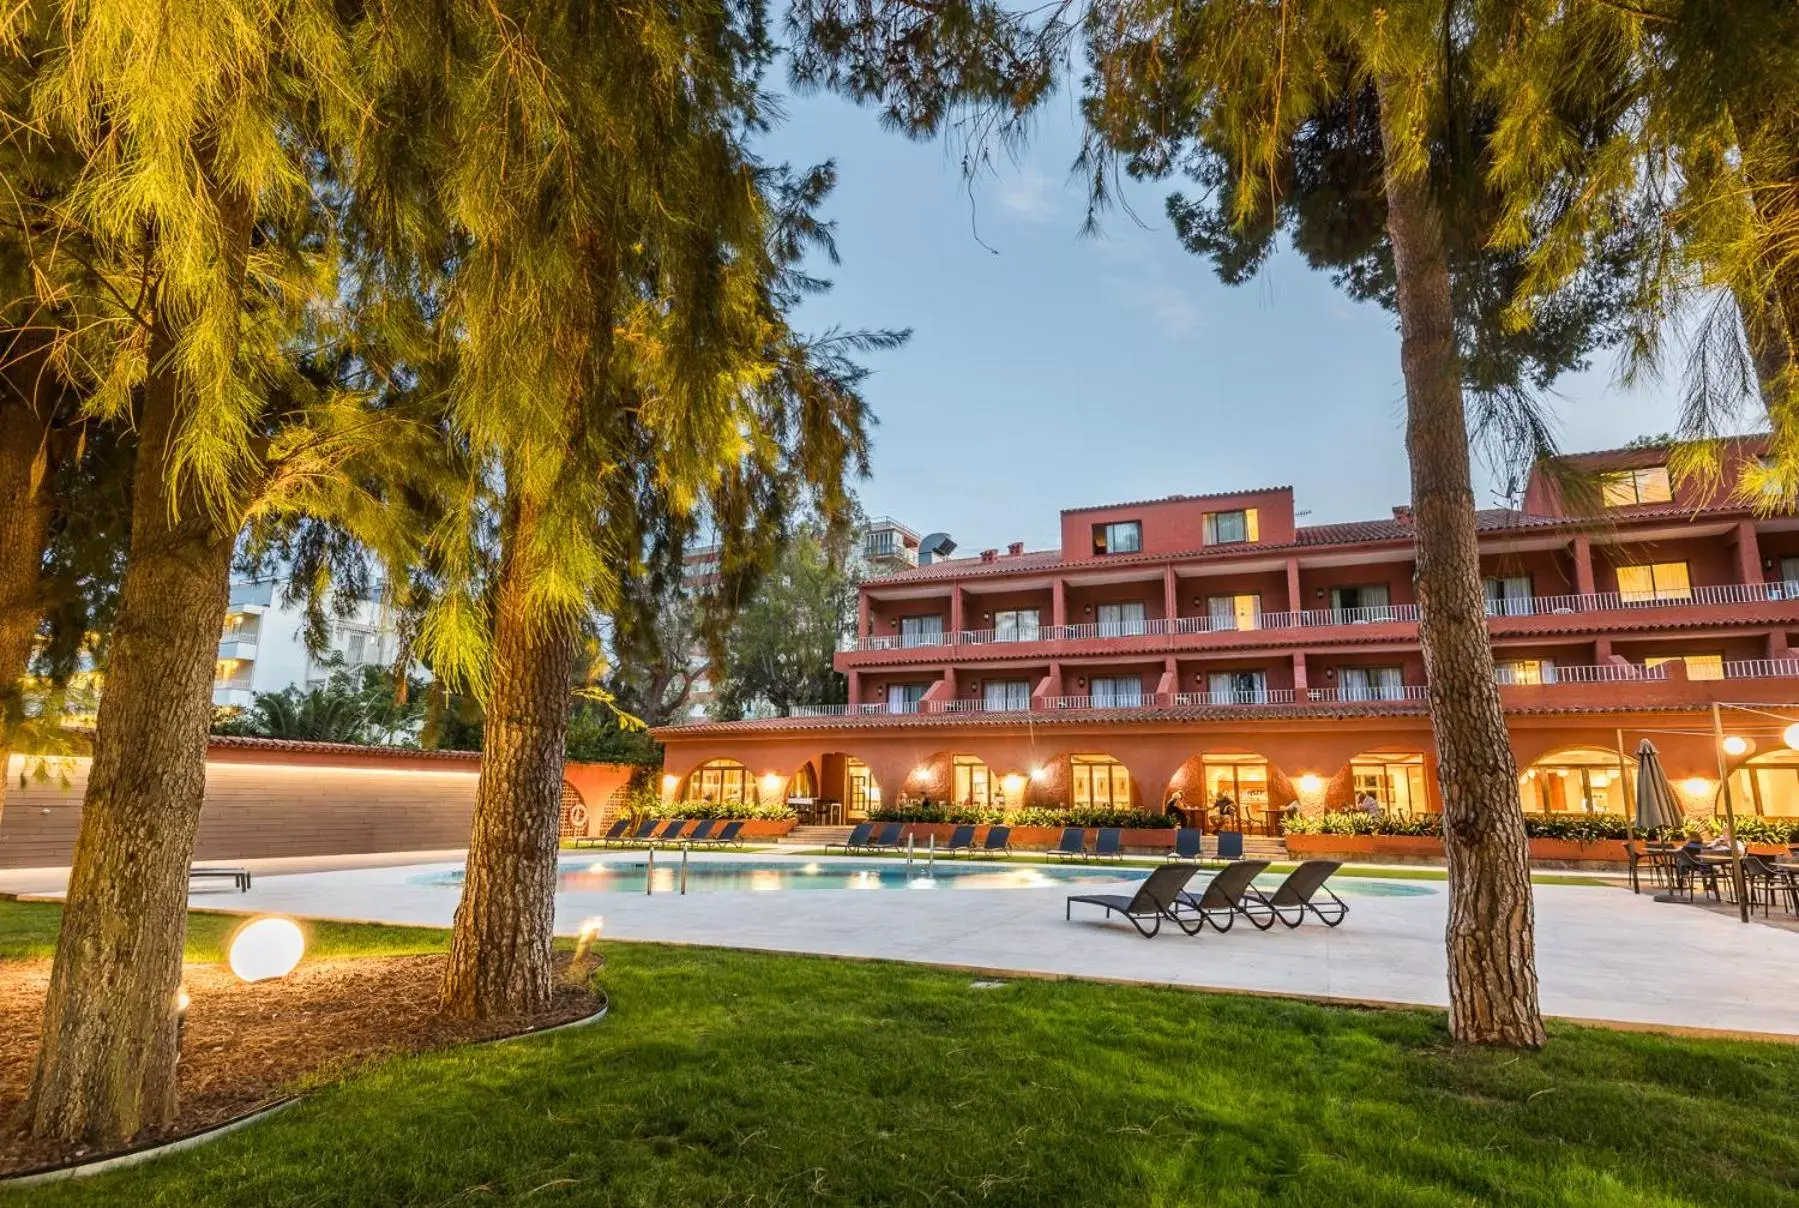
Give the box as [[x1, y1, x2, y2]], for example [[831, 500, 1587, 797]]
[[228, 916, 306, 983]]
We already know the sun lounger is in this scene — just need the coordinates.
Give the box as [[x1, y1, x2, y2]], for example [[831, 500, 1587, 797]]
[[189, 866, 252, 892], [868, 822, 906, 850], [1094, 828, 1124, 861], [1064, 865, 1202, 938], [683, 819, 717, 845], [1211, 830, 1244, 866], [621, 819, 660, 846], [1260, 860, 1349, 928], [944, 825, 977, 854], [573, 819, 628, 849], [1177, 860, 1273, 932], [1165, 828, 1202, 862], [708, 820, 747, 848], [978, 825, 1012, 856], [1046, 827, 1087, 861], [651, 819, 688, 844], [827, 823, 876, 853]]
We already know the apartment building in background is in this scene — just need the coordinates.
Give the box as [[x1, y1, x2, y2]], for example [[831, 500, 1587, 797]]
[[654, 436, 1799, 828], [214, 577, 403, 708]]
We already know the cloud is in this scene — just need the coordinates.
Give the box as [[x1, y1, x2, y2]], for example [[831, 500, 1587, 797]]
[[995, 165, 1056, 222], [1094, 234, 1206, 340], [1136, 282, 1204, 339]]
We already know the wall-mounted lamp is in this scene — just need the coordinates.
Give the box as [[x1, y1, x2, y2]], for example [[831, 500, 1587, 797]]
[[1084, 604, 1093, 614], [1030, 766, 1048, 782], [1315, 588, 1326, 599], [1296, 773, 1323, 794], [1076, 677, 1087, 688], [1325, 667, 1336, 679]]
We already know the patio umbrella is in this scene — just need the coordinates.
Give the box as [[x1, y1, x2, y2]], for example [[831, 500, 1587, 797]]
[[1633, 740, 1686, 834]]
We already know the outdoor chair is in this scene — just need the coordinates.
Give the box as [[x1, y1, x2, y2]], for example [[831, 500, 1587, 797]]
[[624, 819, 661, 846], [1210, 830, 1244, 866], [868, 822, 906, 850], [576, 819, 628, 849], [978, 825, 1013, 856], [1671, 849, 1722, 902], [651, 819, 688, 844], [826, 822, 876, 853], [1178, 859, 1274, 932], [944, 825, 977, 854], [1094, 828, 1125, 861], [710, 819, 747, 848], [684, 819, 716, 845], [1165, 829, 1202, 862], [1046, 827, 1087, 861], [1064, 864, 1202, 938], [1259, 860, 1350, 928], [1739, 854, 1795, 916]]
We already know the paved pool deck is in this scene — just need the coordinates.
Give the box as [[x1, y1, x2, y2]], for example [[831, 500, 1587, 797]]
[[9, 851, 1797, 1039]]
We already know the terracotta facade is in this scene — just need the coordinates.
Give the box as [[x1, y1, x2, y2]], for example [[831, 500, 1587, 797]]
[[655, 439, 1799, 828]]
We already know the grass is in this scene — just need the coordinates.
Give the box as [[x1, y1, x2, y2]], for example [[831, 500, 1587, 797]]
[[782, 849, 1616, 887], [2, 908, 1795, 1204], [0, 898, 450, 964]]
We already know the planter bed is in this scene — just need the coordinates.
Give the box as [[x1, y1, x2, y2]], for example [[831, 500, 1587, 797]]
[[1280, 833, 1779, 869], [0, 952, 604, 1179]]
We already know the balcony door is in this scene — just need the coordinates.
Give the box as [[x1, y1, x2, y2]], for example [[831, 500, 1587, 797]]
[[1095, 601, 1146, 637], [1329, 584, 1391, 621], [1207, 670, 1268, 704], [1483, 575, 1533, 616], [994, 608, 1040, 642], [1206, 594, 1261, 631], [1090, 675, 1144, 708], [982, 679, 1032, 711], [886, 682, 927, 714], [1340, 665, 1404, 701]]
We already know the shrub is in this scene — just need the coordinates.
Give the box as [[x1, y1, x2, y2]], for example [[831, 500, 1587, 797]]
[[869, 805, 1006, 824], [646, 799, 797, 821], [1726, 815, 1799, 846], [1011, 806, 1171, 830]]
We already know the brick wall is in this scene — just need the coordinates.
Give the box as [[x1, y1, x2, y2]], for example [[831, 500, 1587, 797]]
[[0, 748, 641, 869]]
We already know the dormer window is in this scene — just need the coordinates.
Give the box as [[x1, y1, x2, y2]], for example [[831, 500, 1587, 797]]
[[1093, 520, 1142, 555], [1601, 465, 1672, 507], [1204, 508, 1259, 544]]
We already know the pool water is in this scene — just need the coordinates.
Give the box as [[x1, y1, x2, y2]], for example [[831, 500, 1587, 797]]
[[412, 858, 1440, 897]]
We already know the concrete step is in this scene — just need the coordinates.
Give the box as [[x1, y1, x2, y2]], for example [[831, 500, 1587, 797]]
[[783, 825, 854, 846]]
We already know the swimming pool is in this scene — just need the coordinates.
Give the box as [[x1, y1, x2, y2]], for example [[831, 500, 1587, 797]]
[[411, 858, 1439, 897]]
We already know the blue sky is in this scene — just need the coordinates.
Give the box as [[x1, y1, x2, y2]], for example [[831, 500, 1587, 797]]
[[759, 87, 1693, 554]]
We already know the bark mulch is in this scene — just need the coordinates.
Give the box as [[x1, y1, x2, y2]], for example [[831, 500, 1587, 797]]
[[0, 953, 605, 1178]]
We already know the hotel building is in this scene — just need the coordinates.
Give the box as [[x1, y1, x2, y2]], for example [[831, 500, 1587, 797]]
[[653, 438, 1799, 830]]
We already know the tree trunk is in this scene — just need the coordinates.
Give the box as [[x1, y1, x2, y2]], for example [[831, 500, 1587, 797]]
[[0, 371, 56, 825], [1376, 77, 1545, 1049], [26, 328, 237, 1144], [440, 491, 579, 1019]]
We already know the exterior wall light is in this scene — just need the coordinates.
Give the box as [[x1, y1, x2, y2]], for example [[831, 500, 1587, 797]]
[[911, 765, 929, 782], [1722, 735, 1751, 758], [760, 772, 785, 797], [662, 772, 680, 793], [1785, 722, 1799, 751], [1030, 766, 1048, 782], [1296, 773, 1322, 794], [1681, 776, 1713, 797], [228, 916, 305, 983]]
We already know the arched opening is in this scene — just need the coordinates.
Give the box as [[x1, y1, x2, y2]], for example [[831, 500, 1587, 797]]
[[558, 780, 589, 838], [952, 755, 994, 807], [789, 761, 818, 799], [1347, 751, 1432, 817], [1730, 750, 1799, 817], [685, 758, 757, 806], [1521, 747, 1634, 814], [1178, 752, 1295, 834]]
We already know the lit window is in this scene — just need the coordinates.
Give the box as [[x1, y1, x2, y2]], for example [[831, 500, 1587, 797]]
[[1206, 594, 1261, 630], [1070, 755, 1132, 807], [1093, 521, 1142, 555], [1495, 659, 1555, 685], [1204, 508, 1259, 545], [1646, 654, 1724, 681], [953, 756, 992, 806], [1616, 562, 1692, 603], [1601, 465, 1673, 507]]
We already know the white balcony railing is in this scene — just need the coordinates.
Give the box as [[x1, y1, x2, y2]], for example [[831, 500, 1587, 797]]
[[1305, 685, 1430, 703], [1171, 689, 1297, 706]]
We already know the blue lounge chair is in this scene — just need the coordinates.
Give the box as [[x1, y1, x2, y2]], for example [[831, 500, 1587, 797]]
[[869, 822, 906, 850], [944, 825, 977, 854], [1046, 827, 1087, 861], [978, 825, 1012, 857], [1065, 865, 1202, 938], [1165, 829, 1202, 862], [1094, 828, 1124, 861], [827, 823, 876, 853], [651, 819, 687, 844], [1211, 830, 1244, 865], [692, 819, 746, 848], [575, 819, 628, 849], [684, 819, 716, 844], [625, 819, 660, 846]]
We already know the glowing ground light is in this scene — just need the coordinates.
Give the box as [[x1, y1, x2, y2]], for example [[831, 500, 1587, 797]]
[[228, 916, 305, 983]]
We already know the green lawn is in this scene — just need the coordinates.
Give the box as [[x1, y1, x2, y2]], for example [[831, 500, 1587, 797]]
[[4, 906, 1795, 1205], [0, 898, 450, 964]]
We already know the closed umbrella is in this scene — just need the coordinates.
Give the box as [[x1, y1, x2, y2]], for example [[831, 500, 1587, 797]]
[[1633, 740, 1686, 834]]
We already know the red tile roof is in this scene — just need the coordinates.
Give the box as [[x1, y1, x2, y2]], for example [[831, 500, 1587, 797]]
[[1059, 485, 1293, 514], [204, 733, 482, 761]]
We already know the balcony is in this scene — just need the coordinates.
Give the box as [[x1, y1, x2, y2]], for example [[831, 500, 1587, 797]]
[[841, 580, 1799, 666], [217, 636, 258, 661], [228, 579, 276, 610]]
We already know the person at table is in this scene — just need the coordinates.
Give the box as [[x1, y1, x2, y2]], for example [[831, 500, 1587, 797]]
[[1211, 793, 1236, 829], [1164, 789, 1186, 827], [1357, 790, 1382, 819]]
